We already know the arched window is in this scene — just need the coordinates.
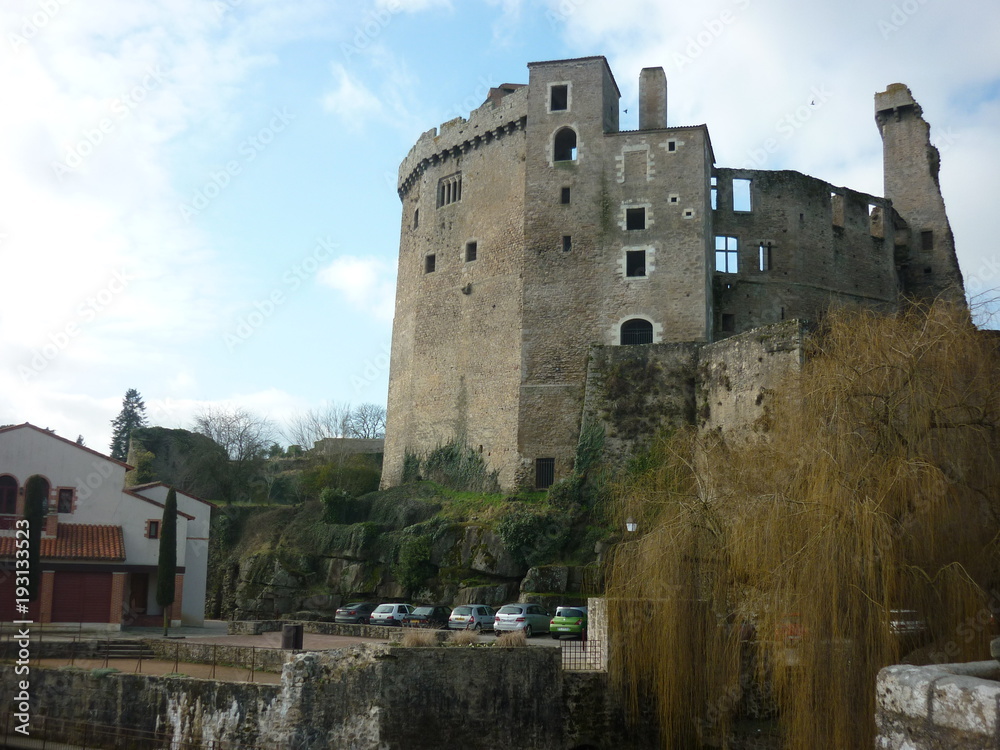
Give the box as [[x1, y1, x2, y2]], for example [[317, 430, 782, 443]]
[[553, 127, 577, 162], [0, 476, 17, 515], [621, 318, 653, 345]]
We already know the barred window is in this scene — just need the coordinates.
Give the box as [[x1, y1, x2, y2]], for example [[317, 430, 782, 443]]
[[621, 319, 653, 345], [535, 458, 555, 489], [437, 173, 462, 207]]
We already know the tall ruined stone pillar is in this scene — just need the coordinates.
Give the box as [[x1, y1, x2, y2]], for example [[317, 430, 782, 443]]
[[875, 83, 965, 304]]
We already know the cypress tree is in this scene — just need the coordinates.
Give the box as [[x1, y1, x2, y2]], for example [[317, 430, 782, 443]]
[[23, 476, 47, 602], [156, 488, 178, 635]]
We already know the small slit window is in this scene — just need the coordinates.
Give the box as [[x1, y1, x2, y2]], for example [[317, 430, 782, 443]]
[[535, 458, 555, 489], [759, 242, 772, 272], [425, 254, 436, 273], [554, 128, 577, 162], [626, 250, 646, 278], [626, 207, 646, 230], [413, 208, 419, 229], [562, 235, 572, 252], [711, 176, 718, 210], [465, 241, 477, 262], [621, 318, 653, 345], [550, 84, 568, 112], [560, 187, 571, 204]]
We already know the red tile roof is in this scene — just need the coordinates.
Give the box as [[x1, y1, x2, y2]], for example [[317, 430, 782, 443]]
[[0, 523, 125, 561]]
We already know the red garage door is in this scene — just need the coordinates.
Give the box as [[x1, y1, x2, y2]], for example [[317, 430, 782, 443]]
[[52, 571, 113, 623], [0, 570, 40, 622]]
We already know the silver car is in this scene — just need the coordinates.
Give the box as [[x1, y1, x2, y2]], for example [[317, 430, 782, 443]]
[[369, 603, 413, 626], [448, 604, 496, 631], [493, 603, 551, 637]]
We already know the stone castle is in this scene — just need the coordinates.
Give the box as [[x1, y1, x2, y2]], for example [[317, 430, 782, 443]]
[[381, 56, 964, 491]]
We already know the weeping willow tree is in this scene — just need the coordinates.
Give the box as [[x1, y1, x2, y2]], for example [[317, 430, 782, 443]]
[[606, 301, 1000, 749]]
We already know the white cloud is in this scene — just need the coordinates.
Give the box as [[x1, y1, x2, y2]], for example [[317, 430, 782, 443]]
[[318, 256, 397, 322], [377, 0, 452, 12], [322, 62, 384, 122]]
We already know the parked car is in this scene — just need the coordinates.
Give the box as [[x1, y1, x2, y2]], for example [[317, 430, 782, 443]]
[[369, 603, 414, 626], [493, 603, 551, 637], [549, 606, 588, 640], [402, 605, 451, 628], [448, 604, 496, 631], [334, 602, 378, 625]]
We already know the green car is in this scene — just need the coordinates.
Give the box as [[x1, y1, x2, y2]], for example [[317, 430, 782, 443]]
[[549, 606, 588, 640]]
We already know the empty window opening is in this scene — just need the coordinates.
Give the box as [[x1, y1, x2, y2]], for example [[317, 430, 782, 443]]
[[535, 458, 556, 489], [921, 230, 934, 250], [550, 84, 568, 112], [413, 208, 419, 229], [716, 236, 739, 273], [781, 306, 785, 320], [425, 254, 436, 273], [626, 250, 647, 277], [667, 140, 677, 152], [722, 313, 736, 332], [733, 178, 752, 211], [560, 187, 571, 204], [621, 318, 654, 345], [465, 241, 477, 262], [759, 242, 772, 271], [554, 128, 578, 162], [57, 488, 73, 513], [711, 176, 718, 210], [683, 208, 694, 218], [437, 173, 462, 207], [669, 194, 679, 204], [626, 207, 646, 230], [0, 476, 16, 515], [562, 235, 572, 252]]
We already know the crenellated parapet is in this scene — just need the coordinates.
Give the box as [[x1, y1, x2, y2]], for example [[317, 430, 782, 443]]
[[397, 86, 528, 198]]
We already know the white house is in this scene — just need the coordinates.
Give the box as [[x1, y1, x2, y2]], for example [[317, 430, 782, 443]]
[[0, 423, 213, 629]]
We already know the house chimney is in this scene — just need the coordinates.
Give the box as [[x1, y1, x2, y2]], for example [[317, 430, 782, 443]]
[[639, 67, 667, 130]]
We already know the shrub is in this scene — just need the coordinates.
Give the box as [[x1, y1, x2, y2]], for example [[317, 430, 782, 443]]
[[495, 506, 569, 567], [402, 629, 438, 647], [393, 534, 434, 591], [494, 630, 527, 648], [422, 439, 500, 493], [449, 629, 479, 646]]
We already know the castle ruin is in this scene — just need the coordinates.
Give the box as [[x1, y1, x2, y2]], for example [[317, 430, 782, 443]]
[[382, 56, 964, 491]]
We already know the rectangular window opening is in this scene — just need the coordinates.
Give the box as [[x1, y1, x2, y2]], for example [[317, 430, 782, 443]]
[[413, 208, 419, 229], [437, 173, 462, 208], [626, 207, 646, 230], [921, 230, 934, 251], [759, 242, 772, 272], [147, 520, 160, 539], [667, 140, 677, 152], [711, 176, 718, 210], [733, 178, 752, 212], [535, 458, 555, 489], [562, 235, 572, 252], [425, 254, 436, 273], [722, 313, 736, 332], [560, 187, 571, 204], [626, 250, 646, 277], [465, 241, 477, 262], [715, 235, 739, 273], [550, 84, 568, 112], [57, 488, 73, 514]]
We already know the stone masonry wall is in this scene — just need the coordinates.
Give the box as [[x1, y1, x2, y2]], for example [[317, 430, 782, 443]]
[[876, 661, 1000, 749]]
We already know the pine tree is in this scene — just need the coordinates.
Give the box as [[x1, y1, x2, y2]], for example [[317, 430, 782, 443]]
[[156, 488, 178, 635], [109, 389, 148, 460]]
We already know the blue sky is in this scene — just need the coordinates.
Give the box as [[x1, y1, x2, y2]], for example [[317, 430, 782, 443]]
[[2, 0, 999, 452]]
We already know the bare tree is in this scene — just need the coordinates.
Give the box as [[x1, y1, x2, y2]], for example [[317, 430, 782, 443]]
[[284, 403, 353, 448], [192, 407, 277, 502], [348, 403, 386, 439]]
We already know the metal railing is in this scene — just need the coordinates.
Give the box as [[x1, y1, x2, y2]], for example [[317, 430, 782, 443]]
[[560, 638, 605, 671]]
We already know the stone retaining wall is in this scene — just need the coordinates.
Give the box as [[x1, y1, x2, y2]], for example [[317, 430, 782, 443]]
[[876, 660, 1000, 749]]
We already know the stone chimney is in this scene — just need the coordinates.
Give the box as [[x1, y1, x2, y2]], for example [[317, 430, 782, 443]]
[[638, 67, 667, 130]]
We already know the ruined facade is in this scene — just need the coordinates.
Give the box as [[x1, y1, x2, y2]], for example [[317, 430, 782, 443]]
[[383, 56, 964, 491]]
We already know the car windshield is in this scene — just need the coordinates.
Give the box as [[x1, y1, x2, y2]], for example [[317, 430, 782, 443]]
[[374, 605, 394, 613], [498, 606, 523, 615], [342, 603, 365, 609], [413, 607, 434, 615], [557, 608, 585, 618], [452, 606, 471, 615]]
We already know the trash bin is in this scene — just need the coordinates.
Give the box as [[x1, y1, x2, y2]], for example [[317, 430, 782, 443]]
[[281, 623, 304, 650]]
